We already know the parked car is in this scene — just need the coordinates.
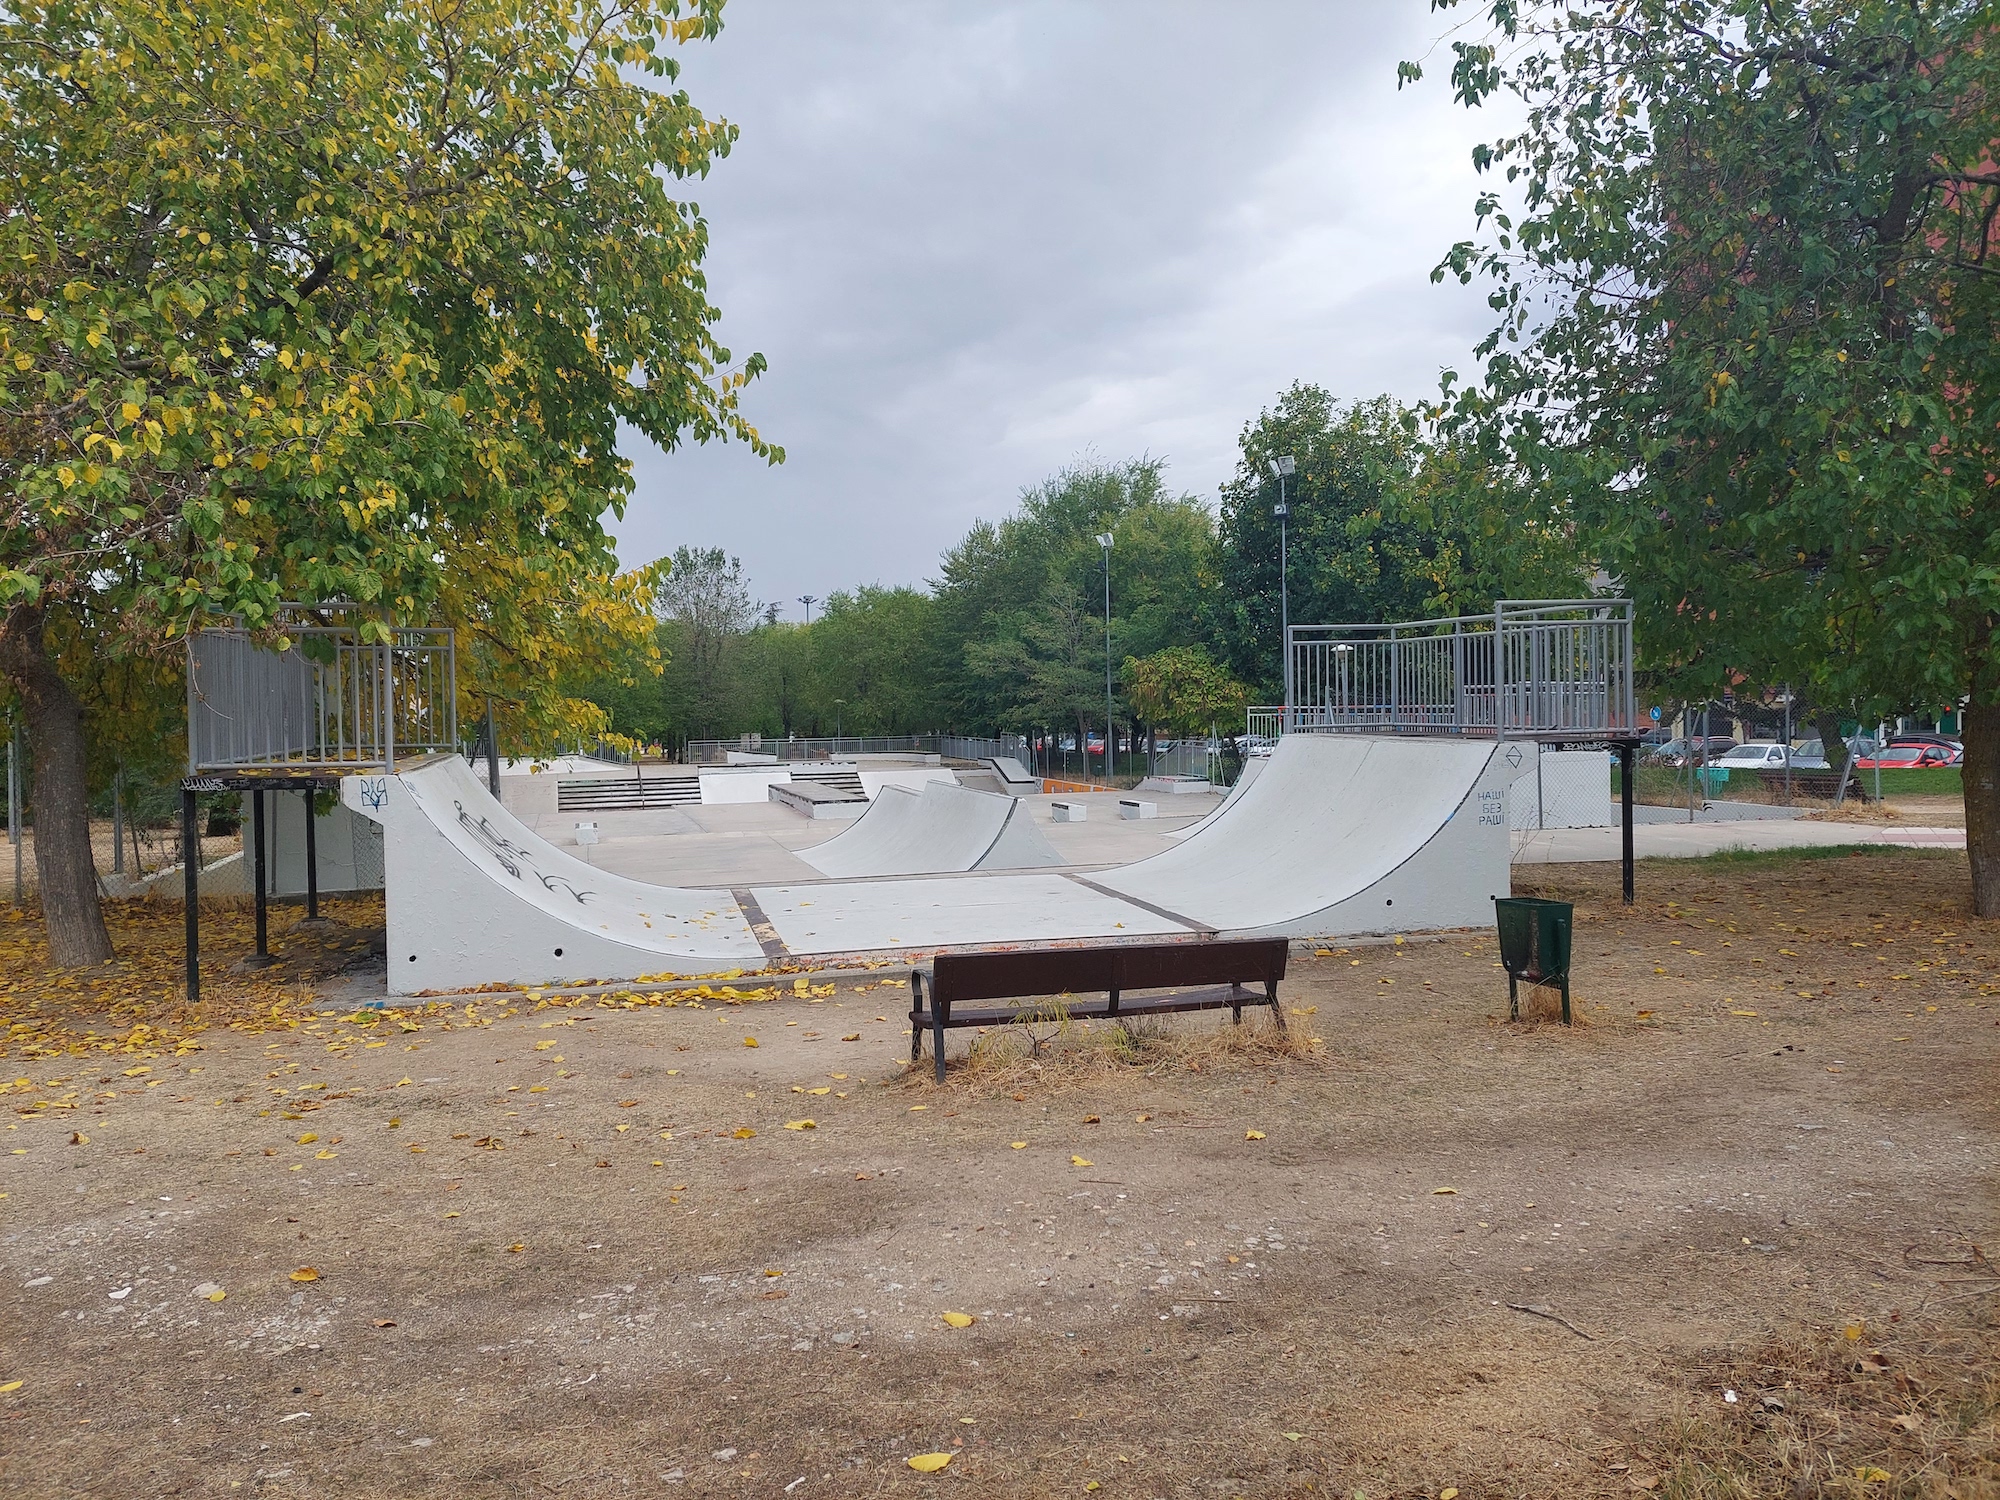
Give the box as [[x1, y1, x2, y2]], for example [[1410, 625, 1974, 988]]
[[1886, 736, 1962, 764], [1713, 742, 1790, 769], [1643, 735, 1738, 767], [1857, 743, 1958, 769]]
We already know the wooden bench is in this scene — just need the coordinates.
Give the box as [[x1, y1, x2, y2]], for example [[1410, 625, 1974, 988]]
[[909, 939, 1288, 1082]]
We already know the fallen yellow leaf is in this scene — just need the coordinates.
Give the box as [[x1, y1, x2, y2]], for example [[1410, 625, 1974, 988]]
[[315, 1149, 337, 1160], [507, 1243, 526, 1253], [297, 1132, 318, 1144], [1010, 1141, 1027, 1150], [806, 1086, 831, 1095], [1071, 1155, 1093, 1167], [1441, 1489, 1460, 1499], [1245, 1130, 1266, 1141], [289, 1267, 320, 1283], [1135, 1113, 1151, 1122], [732, 1127, 756, 1139], [742, 1037, 759, 1048], [1856, 1468, 1892, 1484], [906, 1453, 952, 1473], [941, 1311, 975, 1328], [0, 1380, 21, 1394], [534, 1041, 556, 1051], [69, 1132, 89, 1145], [1844, 1323, 1865, 1341], [1432, 1186, 1458, 1195], [206, 1288, 226, 1302], [841, 1032, 861, 1041], [784, 1119, 817, 1131]]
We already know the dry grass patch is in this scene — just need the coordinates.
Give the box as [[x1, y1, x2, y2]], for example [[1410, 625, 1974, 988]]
[[1632, 1293, 2000, 1499]]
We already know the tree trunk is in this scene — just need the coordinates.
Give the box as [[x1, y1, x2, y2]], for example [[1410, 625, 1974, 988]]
[[0, 605, 114, 964], [1963, 696, 2000, 918], [1811, 710, 1849, 771]]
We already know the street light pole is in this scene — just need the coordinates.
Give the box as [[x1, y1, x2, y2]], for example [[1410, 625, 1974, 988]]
[[1269, 456, 1296, 729], [1097, 532, 1114, 781], [798, 595, 817, 625]]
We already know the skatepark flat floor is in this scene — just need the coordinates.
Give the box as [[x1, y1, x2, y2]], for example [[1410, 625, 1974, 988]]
[[517, 792, 1224, 887]]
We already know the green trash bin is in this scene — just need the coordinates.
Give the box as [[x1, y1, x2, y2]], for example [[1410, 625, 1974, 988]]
[[1494, 896, 1575, 1024]]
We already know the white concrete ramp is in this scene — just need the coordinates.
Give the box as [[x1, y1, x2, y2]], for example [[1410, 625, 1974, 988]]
[[348, 736, 1517, 993], [1093, 735, 1515, 936], [798, 780, 1063, 878], [343, 758, 765, 989]]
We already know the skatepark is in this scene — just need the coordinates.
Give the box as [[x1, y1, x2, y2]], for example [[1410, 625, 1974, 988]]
[[336, 733, 1524, 992]]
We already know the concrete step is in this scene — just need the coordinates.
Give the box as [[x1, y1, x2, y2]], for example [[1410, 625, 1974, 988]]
[[557, 774, 701, 811]]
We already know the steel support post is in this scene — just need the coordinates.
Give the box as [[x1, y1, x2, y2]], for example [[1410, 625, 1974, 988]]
[[1619, 741, 1636, 905], [251, 788, 269, 959], [182, 786, 200, 1003], [303, 788, 319, 920]]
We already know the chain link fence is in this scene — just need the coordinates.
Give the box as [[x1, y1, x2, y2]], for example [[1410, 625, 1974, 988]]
[[1, 750, 245, 906]]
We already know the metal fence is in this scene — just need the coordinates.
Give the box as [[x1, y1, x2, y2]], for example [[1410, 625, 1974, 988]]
[[684, 733, 1030, 766], [1287, 599, 1636, 741], [190, 613, 458, 772]]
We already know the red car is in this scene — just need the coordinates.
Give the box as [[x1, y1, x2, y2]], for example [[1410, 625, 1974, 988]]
[[1855, 743, 1958, 769]]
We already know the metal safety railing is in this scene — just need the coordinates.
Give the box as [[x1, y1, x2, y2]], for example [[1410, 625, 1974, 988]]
[[189, 610, 458, 772], [1285, 599, 1636, 741]]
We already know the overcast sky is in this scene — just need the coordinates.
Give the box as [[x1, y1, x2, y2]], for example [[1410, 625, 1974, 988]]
[[611, 1, 1506, 616]]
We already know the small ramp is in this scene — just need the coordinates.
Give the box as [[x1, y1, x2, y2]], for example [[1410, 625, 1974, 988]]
[[798, 780, 1063, 878], [986, 756, 1041, 797]]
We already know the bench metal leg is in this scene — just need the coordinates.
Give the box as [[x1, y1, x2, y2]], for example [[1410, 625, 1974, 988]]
[[909, 972, 926, 1067], [1229, 981, 1242, 1026], [1508, 974, 1520, 1022], [933, 997, 948, 1085], [1560, 977, 1571, 1027], [1266, 979, 1286, 1031]]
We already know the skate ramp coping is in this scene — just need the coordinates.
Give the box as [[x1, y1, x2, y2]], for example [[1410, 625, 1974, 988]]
[[799, 779, 1064, 878]]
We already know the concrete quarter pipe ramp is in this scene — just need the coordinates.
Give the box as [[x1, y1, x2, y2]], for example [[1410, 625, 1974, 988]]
[[347, 735, 1519, 992], [798, 781, 1062, 878]]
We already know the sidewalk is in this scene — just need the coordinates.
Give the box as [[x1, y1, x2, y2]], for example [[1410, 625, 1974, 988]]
[[1512, 819, 1965, 864]]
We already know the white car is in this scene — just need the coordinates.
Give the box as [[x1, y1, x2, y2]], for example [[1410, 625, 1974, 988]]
[[1712, 742, 1820, 770]]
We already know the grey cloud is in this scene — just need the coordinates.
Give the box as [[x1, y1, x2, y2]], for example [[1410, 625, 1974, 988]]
[[614, 1, 1506, 611]]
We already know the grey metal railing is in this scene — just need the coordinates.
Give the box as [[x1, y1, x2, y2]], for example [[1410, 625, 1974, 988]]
[[1287, 599, 1635, 741], [683, 733, 1029, 766], [189, 612, 458, 772]]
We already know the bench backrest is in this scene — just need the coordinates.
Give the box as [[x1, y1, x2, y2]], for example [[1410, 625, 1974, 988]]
[[928, 938, 1287, 1004]]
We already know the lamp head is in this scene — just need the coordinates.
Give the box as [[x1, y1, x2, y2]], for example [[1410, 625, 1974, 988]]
[[1096, 532, 1114, 549], [1269, 455, 1296, 479]]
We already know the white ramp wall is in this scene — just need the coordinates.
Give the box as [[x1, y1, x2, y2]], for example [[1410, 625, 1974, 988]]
[[344, 757, 763, 991], [1096, 735, 1516, 937]]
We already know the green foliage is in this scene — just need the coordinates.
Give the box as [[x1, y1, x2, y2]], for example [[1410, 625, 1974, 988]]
[[1417, 0, 1999, 719], [933, 457, 1215, 734], [1212, 386, 1589, 696], [1, 0, 772, 707], [1122, 647, 1249, 738]]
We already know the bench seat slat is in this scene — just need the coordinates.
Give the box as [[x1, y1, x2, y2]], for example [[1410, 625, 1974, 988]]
[[915, 985, 1256, 1029]]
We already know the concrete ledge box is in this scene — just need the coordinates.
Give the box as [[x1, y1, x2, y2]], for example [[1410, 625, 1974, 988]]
[[1118, 799, 1159, 820], [1051, 801, 1085, 823]]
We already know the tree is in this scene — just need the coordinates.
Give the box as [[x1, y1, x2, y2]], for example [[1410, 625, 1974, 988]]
[[1413, 0, 2000, 906], [1124, 646, 1250, 740], [0, 0, 777, 961], [654, 547, 758, 740], [934, 456, 1215, 735]]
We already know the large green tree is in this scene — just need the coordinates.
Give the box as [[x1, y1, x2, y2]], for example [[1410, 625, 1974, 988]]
[[1412, 0, 2000, 907], [0, 0, 774, 960], [933, 457, 1214, 739], [1213, 386, 1587, 698]]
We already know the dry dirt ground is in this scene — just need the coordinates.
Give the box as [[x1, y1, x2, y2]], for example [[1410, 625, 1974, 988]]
[[3, 851, 1997, 1499]]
